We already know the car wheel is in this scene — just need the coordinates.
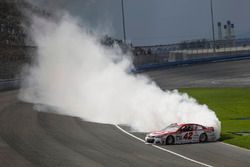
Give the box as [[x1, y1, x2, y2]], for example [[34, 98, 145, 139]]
[[166, 136, 175, 145], [199, 133, 207, 142]]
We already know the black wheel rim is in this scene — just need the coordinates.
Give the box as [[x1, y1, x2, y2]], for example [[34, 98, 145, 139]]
[[200, 134, 206, 142], [167, 137, 173, 144]]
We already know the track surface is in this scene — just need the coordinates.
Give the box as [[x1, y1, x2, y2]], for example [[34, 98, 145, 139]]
[[0, 92, 250, 167], [132, 132, 250, 167], [0, 92, 202, 167], [145, 59, 250, 89], [0, 60, 250, 167]]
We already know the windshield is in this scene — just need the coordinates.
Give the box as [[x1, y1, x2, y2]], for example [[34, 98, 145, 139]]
[[162, 124, 180, 132]]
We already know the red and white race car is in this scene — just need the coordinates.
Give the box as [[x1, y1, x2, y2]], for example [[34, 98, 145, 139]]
[[145, 123, 217, 145]]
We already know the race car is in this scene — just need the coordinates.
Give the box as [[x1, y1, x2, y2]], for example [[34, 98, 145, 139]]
[[145, 123, 217, 145]]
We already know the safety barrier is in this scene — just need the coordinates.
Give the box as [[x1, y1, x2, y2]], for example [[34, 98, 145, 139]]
[[0, 79, 20, 91], [135, 53, 250, 73], [1, 55, 250, 90]]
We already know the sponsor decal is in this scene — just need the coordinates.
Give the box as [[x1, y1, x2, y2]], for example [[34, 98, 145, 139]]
[[176, 135, 182, 141]]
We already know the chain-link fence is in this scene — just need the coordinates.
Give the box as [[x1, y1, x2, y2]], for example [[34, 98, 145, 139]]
[[133, 38, 250, 66]]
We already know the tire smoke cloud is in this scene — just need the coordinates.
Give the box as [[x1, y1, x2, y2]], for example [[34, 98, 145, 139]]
[[19, 15, 221, 139]]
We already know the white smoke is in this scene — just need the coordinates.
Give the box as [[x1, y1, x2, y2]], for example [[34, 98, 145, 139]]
[[19, 15, 221, 139]]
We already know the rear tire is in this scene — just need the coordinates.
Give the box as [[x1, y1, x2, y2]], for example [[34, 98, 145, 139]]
[[199, 133, 207, 143], [166, 136, 175, 145]]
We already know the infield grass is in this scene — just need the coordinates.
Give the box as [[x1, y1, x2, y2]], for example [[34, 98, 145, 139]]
[[180, 88, 250, 149]]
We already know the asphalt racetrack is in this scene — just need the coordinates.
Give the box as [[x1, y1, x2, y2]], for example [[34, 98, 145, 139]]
[[144, 59, 250, 89], [1, 60, 250, 167]]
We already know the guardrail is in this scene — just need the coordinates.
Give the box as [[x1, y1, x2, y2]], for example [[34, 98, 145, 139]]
[[134, 53, 250, 73], [0, 79, 20, 91]]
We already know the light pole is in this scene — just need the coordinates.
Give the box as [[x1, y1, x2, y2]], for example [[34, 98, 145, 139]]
[[121, 0, 127, 43], [210, 0, 216, 54]]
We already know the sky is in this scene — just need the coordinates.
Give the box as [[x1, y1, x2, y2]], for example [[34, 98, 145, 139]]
[[32, 0, 250, 46]]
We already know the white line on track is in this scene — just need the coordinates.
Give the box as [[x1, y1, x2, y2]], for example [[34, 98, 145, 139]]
[[115, 124, 213, 167]]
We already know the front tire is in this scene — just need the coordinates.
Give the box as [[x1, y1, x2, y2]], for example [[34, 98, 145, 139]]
[[199, 133, 207, 143], [166, 136, 175, 145]]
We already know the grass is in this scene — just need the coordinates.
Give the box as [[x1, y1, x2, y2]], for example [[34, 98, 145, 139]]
[[179, 88, 250, 149]]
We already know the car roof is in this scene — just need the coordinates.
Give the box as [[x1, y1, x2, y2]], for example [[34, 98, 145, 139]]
[[178, 123, 203, 126]]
